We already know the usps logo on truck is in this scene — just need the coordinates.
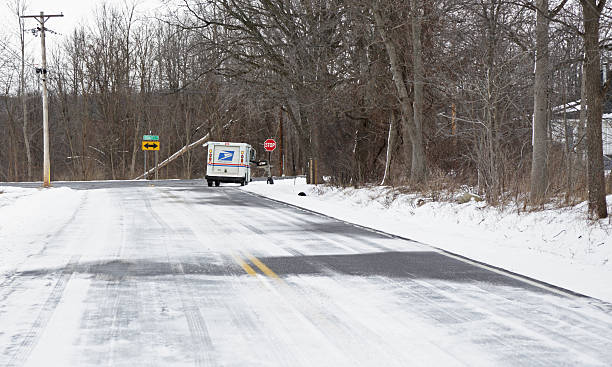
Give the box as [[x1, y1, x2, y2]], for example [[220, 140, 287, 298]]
[[218, 151, 234, 161]]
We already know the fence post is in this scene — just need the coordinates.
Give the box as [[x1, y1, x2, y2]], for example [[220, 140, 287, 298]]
[[307, 158, 313, 184]]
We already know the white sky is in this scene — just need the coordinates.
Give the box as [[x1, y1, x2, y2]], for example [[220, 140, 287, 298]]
[[16, 0, 167, 36], [1, 0, 169, 62]]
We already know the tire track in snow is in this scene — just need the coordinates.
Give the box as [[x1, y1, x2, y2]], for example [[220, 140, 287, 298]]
[[4, 255, 81, 367], [198, 199, 413, 367], [245, 204, 398, 254], [95, 196, 142, 367], [2, 192, 88, 366], [254, 246, 474, 366], [170, 188, 420, 365], [143, 193, 215, 367], [453, 281, 612, 362], [239, 223, 529, 367], [411, 279, 605, 363], [158, 187, 344, 365], [156, 188, 313, 366], [209, 201, 468, 365], [0, 192, 88, 305], [243, 189, 612, 366], [379, 275, 604, 366]]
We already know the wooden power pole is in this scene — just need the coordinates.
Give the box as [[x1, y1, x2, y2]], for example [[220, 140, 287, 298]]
[[20, 12, 63, 188], [279, 107, 284, 177]]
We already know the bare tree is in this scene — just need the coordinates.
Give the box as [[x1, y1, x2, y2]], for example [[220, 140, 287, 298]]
[[411, 0, 426, 183], [530, 0, 550, 203], [579, 0, 608, 219], [0, 0, 607, 213], [373, 1, 426, 184], [10, 0, 33, 180]]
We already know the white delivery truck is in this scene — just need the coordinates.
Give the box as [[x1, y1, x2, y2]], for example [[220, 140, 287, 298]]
[[204, 142, 256, 187]]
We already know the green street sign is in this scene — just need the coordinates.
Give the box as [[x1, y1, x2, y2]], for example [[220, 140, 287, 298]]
[[143, 135, 159, 141]]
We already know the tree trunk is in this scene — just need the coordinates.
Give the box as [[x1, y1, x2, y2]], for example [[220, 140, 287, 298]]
[[353, 116, 370, 183], [411, 0, 427, 183], [130, 115, 141, 178], [286, 98, 314, 169], [530, 0, 550, 203], [17, 6, 32, 181], [4, 100, 19, 180], [373, 5, 426, 184], [581, 0, 608, 219], [563, 74, 574, 202], [381, 110, 397, 185], [21, 80, 31, 181], [578, 61, 587, 161]]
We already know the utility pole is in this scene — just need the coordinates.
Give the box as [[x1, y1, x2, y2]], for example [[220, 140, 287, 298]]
[[20, 12, 63, 188], [279, 107, 284, 177]]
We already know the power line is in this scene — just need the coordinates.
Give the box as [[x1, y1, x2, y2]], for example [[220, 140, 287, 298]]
[[0, 29, 62, 77]]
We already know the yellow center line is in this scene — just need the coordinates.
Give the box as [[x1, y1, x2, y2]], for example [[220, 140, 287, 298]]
[[232, 253, 257, 277], [246, 253, 280, 279]]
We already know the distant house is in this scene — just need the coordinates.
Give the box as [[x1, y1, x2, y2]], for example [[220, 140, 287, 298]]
[[552, 98, 612, 170]]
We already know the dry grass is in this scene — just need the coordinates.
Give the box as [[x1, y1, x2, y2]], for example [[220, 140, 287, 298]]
[[323, 156, 606, 214]]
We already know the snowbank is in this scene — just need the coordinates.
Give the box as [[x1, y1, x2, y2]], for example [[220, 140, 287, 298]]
[[243, 178, 612, 303], [0, 186, 84, 274]]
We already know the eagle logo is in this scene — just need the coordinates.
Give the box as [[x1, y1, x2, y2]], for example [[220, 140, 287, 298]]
[[218, 151, 234, 161]]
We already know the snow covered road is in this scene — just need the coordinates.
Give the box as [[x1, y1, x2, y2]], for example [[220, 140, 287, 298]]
[[1, 180, 612, 366]]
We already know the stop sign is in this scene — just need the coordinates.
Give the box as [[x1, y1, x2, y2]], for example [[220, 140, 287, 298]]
[[264, 138, 276, 152]]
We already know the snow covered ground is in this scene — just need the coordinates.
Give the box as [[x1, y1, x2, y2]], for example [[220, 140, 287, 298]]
[[242, 177, 612, 303], [0, 186, 85, 274], [1, 180, 612, 366], [2, 180, 610, 303]]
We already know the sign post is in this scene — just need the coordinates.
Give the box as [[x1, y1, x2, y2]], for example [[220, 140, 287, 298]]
[[264, 139, 276, 184], [142, 135, 160, 180], [155, 150, 159, 180]]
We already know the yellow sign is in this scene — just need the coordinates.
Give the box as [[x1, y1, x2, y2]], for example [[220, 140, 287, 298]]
[[142, 141, 160, 151]]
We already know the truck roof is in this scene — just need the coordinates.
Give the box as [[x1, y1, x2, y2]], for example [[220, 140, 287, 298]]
[[203, 141, 252, 147]]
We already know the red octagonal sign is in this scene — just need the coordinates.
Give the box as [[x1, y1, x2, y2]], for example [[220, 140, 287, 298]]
[[264, 138, 276, 152]]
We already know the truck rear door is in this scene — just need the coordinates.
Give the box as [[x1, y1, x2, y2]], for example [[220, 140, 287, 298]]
[[212, 145, 240, 176]]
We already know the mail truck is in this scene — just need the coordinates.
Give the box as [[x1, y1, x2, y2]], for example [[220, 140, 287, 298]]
[[204, 142, 255, 186]]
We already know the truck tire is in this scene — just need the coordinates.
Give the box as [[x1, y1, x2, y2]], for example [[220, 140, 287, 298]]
[[215, 181, 220, 187], [240, 178, 245, 186], [207, 180, 213, 187]]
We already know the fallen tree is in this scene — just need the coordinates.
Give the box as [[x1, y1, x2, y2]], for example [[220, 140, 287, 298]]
[[135, 132, 210, 180]]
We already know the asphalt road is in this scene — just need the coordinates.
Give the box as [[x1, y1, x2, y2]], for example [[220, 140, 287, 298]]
[[1, 180, 612, 366]]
